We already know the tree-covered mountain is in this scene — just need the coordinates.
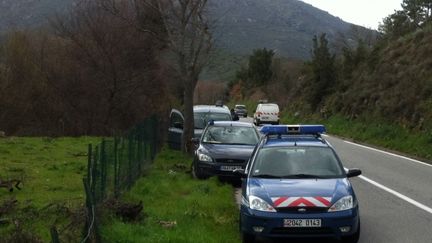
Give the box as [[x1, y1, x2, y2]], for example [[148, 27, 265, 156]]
[[0, 0, 72, 32], [0, 0, 372, 59], [208, 0, 369, 59]]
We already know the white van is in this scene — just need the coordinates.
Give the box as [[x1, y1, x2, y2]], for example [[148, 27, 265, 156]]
[[253, 103, 280, 126]]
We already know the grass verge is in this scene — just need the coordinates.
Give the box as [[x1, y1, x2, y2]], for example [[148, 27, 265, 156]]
[[0, 136, 99, 242], [100, 148, 241, 243], [281, 113, 432, 161]]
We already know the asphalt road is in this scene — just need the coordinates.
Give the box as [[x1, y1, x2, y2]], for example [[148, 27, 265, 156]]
[[237, 117, 432, 242]]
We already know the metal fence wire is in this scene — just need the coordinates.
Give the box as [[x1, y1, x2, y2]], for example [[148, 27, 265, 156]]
[[79, 117, 159, 243]]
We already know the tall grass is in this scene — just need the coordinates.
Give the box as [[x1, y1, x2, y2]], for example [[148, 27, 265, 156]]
[[0, 136, 99, 241], [100, 148, 240, 243]]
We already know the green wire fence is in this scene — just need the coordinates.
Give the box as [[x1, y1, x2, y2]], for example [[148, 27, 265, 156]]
[[77, 117, 159, 243]]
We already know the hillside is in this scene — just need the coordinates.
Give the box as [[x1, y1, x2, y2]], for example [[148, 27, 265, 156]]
[[209, 0, 365, 59], [0, 0, 72, 32], [0, 0, 371, 60], [325, 28, 432, 129]]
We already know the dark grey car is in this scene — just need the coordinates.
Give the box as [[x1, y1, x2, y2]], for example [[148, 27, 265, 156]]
[[234, 104, 248, 118], [191, 121, 259, 180]]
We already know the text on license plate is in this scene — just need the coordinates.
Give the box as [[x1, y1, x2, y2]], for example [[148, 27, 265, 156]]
[[284, 219, 321, 227], [220, 165, 242, 171]]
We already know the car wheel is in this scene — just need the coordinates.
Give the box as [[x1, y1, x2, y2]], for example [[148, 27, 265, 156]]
[[244, 114, 247, 118], [192, 163, 207, 180], [242, 232, 255, 243], [255, 119, 260, 126], [341, 221, 360, 243]]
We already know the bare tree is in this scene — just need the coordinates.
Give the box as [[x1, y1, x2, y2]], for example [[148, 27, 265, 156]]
[[155, 0, 212, 152], [96, 0, 212, 152], [51, 0, 168, 134]]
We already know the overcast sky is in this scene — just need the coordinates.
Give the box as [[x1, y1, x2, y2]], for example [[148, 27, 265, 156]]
[[301, 0, 403, 29]]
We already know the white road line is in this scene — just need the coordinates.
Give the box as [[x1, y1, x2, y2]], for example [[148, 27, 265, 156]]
[[323, 135, 431, 213], [358, 174, 432, 215]]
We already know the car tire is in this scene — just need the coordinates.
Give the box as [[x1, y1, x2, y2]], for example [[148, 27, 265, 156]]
[[341, 221, 360, 243], [255, 119, 260, 126], [244, 115, 247, 118], [192, 163, 208, 180], [241, 232, 255, 243]]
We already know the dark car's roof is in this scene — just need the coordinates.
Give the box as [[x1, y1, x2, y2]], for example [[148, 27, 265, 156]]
[[212, 121, 255, 128], [194, 105, 230, 114]]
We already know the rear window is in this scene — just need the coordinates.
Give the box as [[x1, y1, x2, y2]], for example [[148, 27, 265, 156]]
[[194, 112, 232, 129], [259, 104, 279, 112], [235, 105, 246, 109]]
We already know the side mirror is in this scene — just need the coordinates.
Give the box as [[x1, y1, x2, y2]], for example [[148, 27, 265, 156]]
[[233, 168, 247, 178], [346, 168, 362, 178], [191, 137, 200, 145], [173, 122, 183, 129]]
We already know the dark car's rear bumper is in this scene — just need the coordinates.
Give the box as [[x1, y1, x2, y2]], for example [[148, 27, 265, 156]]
[[235, 111, 248, 117]]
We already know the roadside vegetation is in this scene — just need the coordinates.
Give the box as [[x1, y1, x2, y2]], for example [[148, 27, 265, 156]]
[[100, 148, 240, 243], [281, 113, 432, 161], [227, 0, 432, 161], [0, 136, 98, 242], [1, 139, 240, 242]]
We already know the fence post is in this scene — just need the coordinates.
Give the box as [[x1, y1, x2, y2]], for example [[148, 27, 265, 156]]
[[100, 139, 106, 200], [128, 133, 133, 189], [137, 126, 142, 175], [114, 135, 119, 198], [50, 226, 60, 243], [92, 145, 99, 202], [87, 144, 92, 185]]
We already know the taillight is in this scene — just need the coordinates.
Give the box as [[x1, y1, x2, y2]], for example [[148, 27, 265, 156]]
[[277, 112, 280, 117], [257, 112, 262, 116]]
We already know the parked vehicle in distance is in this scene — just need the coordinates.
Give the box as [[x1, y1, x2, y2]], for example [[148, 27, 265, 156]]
[[234, 104, 248, 118], [191, 121, 260, 180], [237, 125, 361, 243], [168, 105, 233, 150], [253, 103, 280, 126]]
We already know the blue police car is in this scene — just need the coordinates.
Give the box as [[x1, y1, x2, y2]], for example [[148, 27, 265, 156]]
[[237, 125, 362, 242]]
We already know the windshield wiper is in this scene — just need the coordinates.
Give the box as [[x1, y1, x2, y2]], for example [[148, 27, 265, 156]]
[[252, 174, 281, 179], [281, 174, 324, 179], [225, 143, 252, 146]]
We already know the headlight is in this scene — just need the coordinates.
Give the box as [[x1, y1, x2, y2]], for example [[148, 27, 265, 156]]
[[197, 151, 213, 162], [328, 196, 354, 212], [249, 195, 276, 212]]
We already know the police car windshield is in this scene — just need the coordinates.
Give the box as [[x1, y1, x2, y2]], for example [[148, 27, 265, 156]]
[[194, 112, 232, 129], [251, 147, 345, 179], [202, 126, 259, 145]]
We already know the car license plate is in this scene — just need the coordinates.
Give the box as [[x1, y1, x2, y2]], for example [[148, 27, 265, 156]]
[[261, 116, 269, 119], [284, 219, 321, 227], [220, 165, 242, 171]]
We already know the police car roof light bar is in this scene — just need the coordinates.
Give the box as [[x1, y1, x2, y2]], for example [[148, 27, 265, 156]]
[[260, 125, 326, 135]]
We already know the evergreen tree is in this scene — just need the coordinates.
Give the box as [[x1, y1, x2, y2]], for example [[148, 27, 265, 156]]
[[402, 0, 432, 27], [247, 48, 275, 87], [306, 34, 336, 109]]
